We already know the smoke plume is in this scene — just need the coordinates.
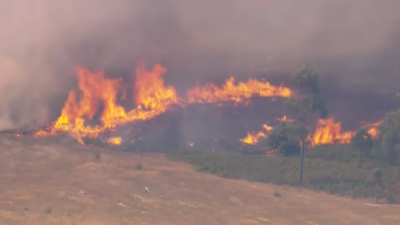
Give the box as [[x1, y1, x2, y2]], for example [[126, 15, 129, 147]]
[[0, 0, 399, 129]]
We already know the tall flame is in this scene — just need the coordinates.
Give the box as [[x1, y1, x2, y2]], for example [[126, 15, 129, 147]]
[[134, 62, 178, 110], [27, 60, 383, 149], [187, 77, 291, 104], [37, 62, 178, 143], [312, 118, 355, 146]]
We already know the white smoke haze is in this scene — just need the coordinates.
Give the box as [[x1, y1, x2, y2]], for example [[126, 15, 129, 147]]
[[0, 0, 399, 129]]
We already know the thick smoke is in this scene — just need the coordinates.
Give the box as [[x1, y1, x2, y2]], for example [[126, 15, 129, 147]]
[[0, 0, 399, 129]]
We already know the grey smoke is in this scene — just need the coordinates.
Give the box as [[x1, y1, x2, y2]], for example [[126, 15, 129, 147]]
[[0, 0, 399, 129]]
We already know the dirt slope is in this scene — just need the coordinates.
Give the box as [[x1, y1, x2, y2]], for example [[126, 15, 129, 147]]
[[0, 135, 398, 225]]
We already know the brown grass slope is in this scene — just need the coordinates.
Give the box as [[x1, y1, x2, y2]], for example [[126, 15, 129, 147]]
[[0, 135, 398, 225]]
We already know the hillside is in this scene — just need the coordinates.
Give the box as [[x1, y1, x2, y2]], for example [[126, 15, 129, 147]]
[[0, 135, 399, 225]]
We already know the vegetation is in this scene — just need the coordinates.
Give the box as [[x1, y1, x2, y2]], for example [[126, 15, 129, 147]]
[[84, 64, 400, 203], [351, 130, 373, 168], [167, 149, 400, 203], [274, 191, 282, 198], [94, 152, 102, 162], [379, 110, 400, 164], [267, 121, 304, 157], [272, 65, 328, 184], [166, 65, 400, 204]]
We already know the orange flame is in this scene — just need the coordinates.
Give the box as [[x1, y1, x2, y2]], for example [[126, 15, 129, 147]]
[[240, 124, 273, 145], [311, 118, 381, 146], [362, 121, 381, 140], [38, 62, 178, 143], [312, 118, 355, 146], [277, 115, 294, 122], [187, 77, 291, 104], [27, 60, 383, 150], [367, 127, 379, 139], [188, 142, 194, 147], [266, 149, 277, 155], [243, 118, 381, 147], [135, 62, 178, 110], [33, 130, 50, 137], [108, 137, 122, 145]]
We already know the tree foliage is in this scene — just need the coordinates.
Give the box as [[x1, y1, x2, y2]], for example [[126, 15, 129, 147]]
[[351, 130, 373, 154], [285, 95, 328, 121], [279, 65, 328, 184], [379, 110, 400, 164], [267, 122, 308, 157], [351, 130, 373, 168], [286, 65, 328, 122], [293, 65, 320, 94]]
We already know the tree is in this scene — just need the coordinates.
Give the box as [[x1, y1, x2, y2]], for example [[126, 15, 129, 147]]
[[351, 130, 373, 168], [372, 167, 383, 203], [285, 65, 328, 184], [267, 122, 305, 157], [379, 110, 400, 164]]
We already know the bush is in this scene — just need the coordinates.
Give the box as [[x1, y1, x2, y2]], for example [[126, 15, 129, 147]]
[[136, 163, 143, 170], [94, 152, 101, 162], [274, 191, 282, 197], [373, 168, 383, 184]]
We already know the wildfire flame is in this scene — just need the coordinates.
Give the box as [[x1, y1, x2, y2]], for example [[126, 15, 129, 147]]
[[362, 121, 381, 140], [240, 124, 273, 145], [19, 60, 383, 150], [25, 61, 295, 145], [134, 62, 178, 110], [312, 118, 355, 146], [108, 137, 122, 145], [312, 118, 381, 146], [277, 115, 294, 122], [242, 117, 381, 149], [367, 127, 379, 139], [187, 77, 291, 104], [36, 62, 178, 143]]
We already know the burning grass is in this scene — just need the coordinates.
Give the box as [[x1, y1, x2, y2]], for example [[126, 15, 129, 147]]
[[11, 61, 383, 153], [26, 61, 295, 146]]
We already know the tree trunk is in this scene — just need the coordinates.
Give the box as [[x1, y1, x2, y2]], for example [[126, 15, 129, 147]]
[[299, 139, 305, 184], [359, 150, 363, 169]]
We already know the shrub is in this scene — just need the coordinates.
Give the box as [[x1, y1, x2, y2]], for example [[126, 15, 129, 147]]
[[94, 152, 101, 162]]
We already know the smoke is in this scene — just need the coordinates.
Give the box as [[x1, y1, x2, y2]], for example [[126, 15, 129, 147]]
[[0, 0, 399, 129]]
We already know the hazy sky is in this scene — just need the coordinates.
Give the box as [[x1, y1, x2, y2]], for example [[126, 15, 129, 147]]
[[0, 0, 399, 128]]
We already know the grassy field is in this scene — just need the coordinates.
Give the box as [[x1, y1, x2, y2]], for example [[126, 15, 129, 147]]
[[167, 144, 400, 203]]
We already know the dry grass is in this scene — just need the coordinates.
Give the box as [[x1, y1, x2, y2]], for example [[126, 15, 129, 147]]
[[0, 135, 399, 225]]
